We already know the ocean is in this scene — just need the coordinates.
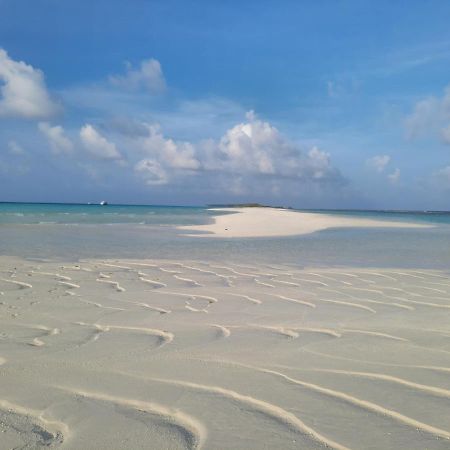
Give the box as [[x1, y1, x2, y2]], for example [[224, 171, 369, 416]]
[[1, 202, 450, 268]]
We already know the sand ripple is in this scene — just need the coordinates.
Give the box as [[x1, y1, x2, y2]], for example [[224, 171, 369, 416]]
[[2, 259, 450, 449]]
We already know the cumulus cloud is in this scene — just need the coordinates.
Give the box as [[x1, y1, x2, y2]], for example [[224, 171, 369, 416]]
[[135, 159, 168, 185], [0, 48, 59, 119], [405, 97, 440, 139], [131, 111, 344, 196], [80, 124, 122, 160], [214, 111, 276, 174], [366, 155, 391, 172], [388, 168, 401, 184], [128, 112, 345, 196], [38, 122, 73, 154], [405, 85, 450, 143], [139, 124, 200, 170], [109, 59, 166, 93], [132, 124, 200, 185], [209, 111, 343, 183]]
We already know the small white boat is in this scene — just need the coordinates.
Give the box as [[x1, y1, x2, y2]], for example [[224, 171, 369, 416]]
[[100, 201, 108, 206]]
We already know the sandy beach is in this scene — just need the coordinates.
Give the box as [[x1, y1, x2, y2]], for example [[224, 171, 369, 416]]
[[1, 252, 450, 449], [2, 2, 449, 449], [180, 207, 431, 238]]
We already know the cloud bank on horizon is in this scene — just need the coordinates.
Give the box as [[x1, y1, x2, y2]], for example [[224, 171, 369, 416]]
[[1, 0, 450, 209]]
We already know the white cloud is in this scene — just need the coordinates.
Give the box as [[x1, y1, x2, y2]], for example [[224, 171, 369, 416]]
[[405, 85, 450, 142], [139, 124, 200, 170], [388, 168, 401, 184], [306, 147, 337, 180], [8, 140, 25, 155], [210, 111, 342, 182], [135, 159, 168, 185], [366, 155, 401, 185], [109, 59, 166, 93], [366, 155, 391, 172], [405, 97, 439, 139], [0, 48, 59, 119], [132, 123, 200, 185], [80, 124, 122, 160], [128, 111, 344, 197], [216, 110, 276, 174], [38, 122, 73, 154]]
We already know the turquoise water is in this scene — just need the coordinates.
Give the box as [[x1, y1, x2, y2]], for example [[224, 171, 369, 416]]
[[0, 203, 216, 225], [2, 202, 450, 226], [306, 208, 450, 225], [1, 202, 450, 269]]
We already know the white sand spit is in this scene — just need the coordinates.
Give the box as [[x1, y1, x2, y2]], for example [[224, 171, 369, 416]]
[[180, 207, 431, 238]]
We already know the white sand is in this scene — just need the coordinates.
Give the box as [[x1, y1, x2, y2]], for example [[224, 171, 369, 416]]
[[1, 256, 450, 449], [179, 207, 431, 238]]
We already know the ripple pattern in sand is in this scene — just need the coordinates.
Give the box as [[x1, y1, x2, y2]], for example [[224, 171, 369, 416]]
[[1, 259, 450, 449]]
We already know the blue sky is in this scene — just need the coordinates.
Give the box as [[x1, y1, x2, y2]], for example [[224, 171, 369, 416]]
[[1, 0, 450, 209]]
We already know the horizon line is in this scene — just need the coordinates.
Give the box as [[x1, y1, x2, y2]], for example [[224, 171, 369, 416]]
[[0, 201, 449, 214]]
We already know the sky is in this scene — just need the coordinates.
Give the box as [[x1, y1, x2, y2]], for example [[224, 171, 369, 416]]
[[1, 0, 450, 209]]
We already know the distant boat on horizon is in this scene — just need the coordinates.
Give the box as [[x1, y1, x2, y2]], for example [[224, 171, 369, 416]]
[[100, 201, 108, 206]]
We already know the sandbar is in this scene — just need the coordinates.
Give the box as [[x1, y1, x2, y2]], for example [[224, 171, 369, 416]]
[[179, 207, 431, 238]]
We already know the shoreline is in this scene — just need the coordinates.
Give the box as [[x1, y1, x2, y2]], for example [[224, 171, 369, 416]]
[[179, 207, 433, 238]]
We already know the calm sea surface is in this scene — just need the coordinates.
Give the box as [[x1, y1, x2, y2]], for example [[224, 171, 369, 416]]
[[1, 202, 450, 269]]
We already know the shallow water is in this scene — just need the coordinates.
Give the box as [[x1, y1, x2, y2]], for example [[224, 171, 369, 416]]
[[1, 203, 450, 269], [2, 205, 450, 449]]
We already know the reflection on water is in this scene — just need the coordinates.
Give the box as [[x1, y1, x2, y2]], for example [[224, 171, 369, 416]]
[[0, 222, 449, 270], [1, 203, 450, 268]]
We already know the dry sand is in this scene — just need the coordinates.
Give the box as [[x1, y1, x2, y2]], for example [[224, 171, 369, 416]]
[[1, 255, 450, 449], [179, 207, 431, 238]]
